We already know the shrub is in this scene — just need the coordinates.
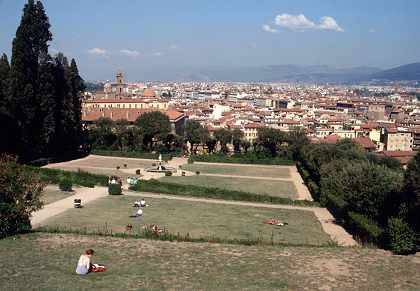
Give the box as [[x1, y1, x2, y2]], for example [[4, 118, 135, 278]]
[[325, 194, 348, 219], [116, 166, 120, 170], [123, 164, 127, 168], [136, 169, 141, 175], [182, 171, 186, 176], [165, 171, 173, 177], [347, 212, 384, 245], [108, 184, 122, 195], [0, 157, 44, 239], [59, 179, 73, 192], [387, 217, 418, 255], [196, 171, 200, 175]]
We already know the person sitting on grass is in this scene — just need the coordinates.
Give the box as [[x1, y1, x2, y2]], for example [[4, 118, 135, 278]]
[[76, 249, 94, 275]]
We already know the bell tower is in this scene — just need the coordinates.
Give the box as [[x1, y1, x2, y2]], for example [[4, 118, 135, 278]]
[[116, 70, 124, 96]]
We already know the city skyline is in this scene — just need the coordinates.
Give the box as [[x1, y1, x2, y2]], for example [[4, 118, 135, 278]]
[[1, 0, 419, 80]]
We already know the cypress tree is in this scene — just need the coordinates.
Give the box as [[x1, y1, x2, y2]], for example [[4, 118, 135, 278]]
[[67, 58, 86, 155], [0, 53, 10, 108], [37, 53, 56, 156], [0, 53, 17, 154], [9, 0, 52, 161]]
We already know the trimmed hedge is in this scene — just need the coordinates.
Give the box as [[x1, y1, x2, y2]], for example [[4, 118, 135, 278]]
[[59, 179, 73, 192], [129, 179, 317, 207], [108, 184, 122, 195], [92, 150, 175, 161], [325, 194, 348, 220], [189, 153, 295, 166], [25, 166, 108, 187], [347, 212, 384, 245]]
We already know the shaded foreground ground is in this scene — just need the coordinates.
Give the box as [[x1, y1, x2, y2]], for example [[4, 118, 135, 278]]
[[159, 175, 298, 198], [1, 233, 419, 291], [41, 195, 331, 246]]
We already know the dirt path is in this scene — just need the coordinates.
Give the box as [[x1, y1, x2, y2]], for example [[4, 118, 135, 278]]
[[31, 185, 108, 228], [125, 190, 357, 247]]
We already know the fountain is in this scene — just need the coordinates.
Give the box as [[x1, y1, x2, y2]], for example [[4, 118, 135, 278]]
[[145, 154, 176, 173]]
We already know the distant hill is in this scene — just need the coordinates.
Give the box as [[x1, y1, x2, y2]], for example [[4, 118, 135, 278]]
[[368, 62, 420, 81], [183, 65, 381, 83]]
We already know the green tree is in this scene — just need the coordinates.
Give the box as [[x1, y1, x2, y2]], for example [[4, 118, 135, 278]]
[[287, 127, 309, 159], [320, 160, 403, 220], [185, 120, 205, 153], [232, 129, 244, 153], [206, 138, 217, 154], [9, 0, 52, 161], [214, 128, 232, 153], [256, 128, 285, 157], [135, 111, 171, 150], [67, 58, 85, 154], [89, 117, 116, 149], [403, 152, 420, 232], [37, 53, 57, 156], [241, 139, 251, 153], [0, 54, 17, 154], [0, 155, 44, 238], [113, 119, 131, 151]]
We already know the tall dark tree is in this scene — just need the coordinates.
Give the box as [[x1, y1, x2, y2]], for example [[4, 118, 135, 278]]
[[232, 129, 244, 153], [0, 54, 17, 154], [214, 128, 232, 153], [0, 54, 10, 109], [37, 54, 57, 156], [256, 128, 285, 157], [9, 0, 52, 161], [67, 58, 85, 153]]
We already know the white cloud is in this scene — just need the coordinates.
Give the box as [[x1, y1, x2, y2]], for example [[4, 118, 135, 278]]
[[153, 52, 163, 57], [169, 44, 178, 49], [88, 48, 108, 57], [275, 14, 315, 31], [369, 28, 376, 33], [272, 14, 343, 32], [318, 16, 343, 32], [262, 24, 277, 33], [120, 49, 141, 58]]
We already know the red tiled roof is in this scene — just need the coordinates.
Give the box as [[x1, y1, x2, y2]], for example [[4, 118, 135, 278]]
[[323, 134, 341, 144], [354, 136, 376, 150], [82, 109, 184, 122]]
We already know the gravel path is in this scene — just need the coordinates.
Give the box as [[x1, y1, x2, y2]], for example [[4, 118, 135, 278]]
[[31, 185, 108, 228]]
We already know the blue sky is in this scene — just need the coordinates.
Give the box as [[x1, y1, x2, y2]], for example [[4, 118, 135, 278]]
[[0, 0, 419, 80]]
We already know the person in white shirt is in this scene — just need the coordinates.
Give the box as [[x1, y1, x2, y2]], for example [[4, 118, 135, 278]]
[[75, 249, 94, 275], [140, 199, 146, 207]]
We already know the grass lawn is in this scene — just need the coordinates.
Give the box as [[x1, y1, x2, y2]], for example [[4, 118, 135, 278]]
[[61, 156, 154, 169], [160, 175, 298, 199], [1, 233, 419, 291], [41, 195, 330, 246], [41, 188, 74, 205], [182, 163, 291, 178]]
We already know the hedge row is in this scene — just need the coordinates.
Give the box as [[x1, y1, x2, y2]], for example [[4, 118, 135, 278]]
[[25, 166, 108, 187], [92, 150, 175, 161], [347, 212, 384, 245], [189, 153, 295, 166], [130, 179, 317, 207]]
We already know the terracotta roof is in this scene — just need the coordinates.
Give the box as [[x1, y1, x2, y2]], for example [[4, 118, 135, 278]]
[[323, 134, 341, 144], [354, 136, 376, 150], [143, 88, 156, 98], [244, 123, 264, 129], [82, 109, 185, 122]]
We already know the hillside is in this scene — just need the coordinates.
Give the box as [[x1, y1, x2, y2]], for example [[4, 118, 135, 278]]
[[369, 62, 420, 81]]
